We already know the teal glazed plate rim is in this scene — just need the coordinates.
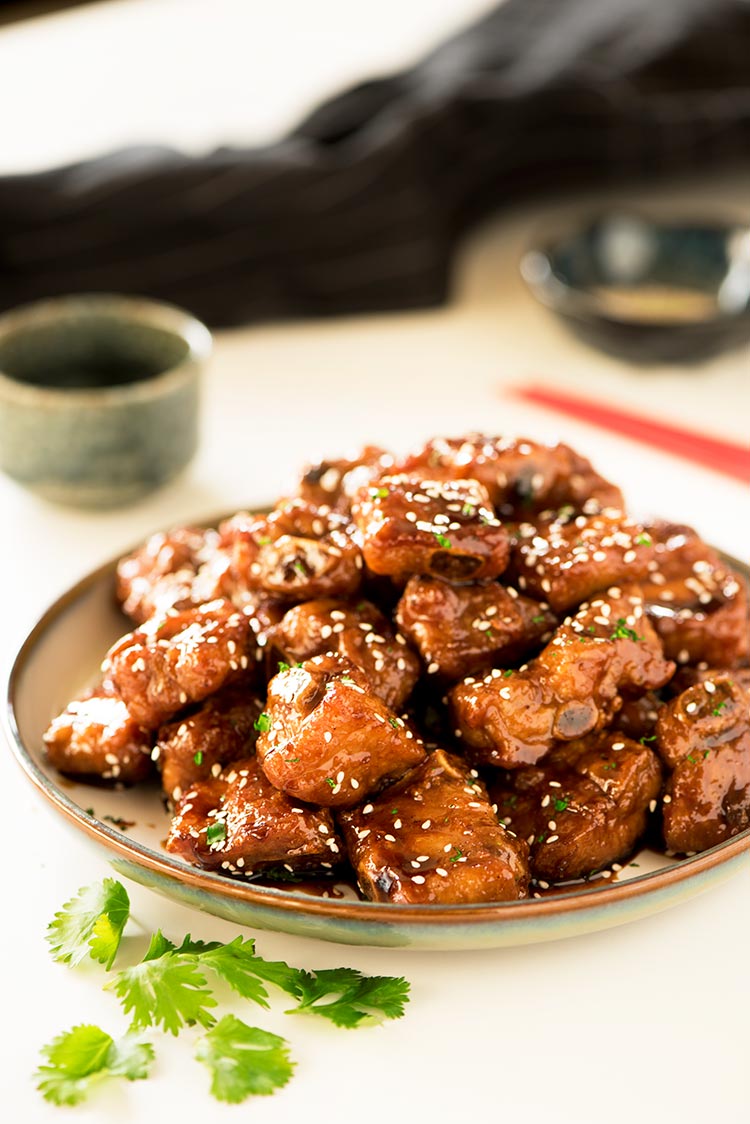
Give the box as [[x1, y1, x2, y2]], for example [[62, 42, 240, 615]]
[[4, 546, 750, 950]]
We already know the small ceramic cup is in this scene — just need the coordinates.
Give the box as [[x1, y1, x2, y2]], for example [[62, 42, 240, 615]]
[[0, 294, 211, 507]]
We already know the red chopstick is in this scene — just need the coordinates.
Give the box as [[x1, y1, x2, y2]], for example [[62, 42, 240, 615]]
[[509, 383, 750, 484]]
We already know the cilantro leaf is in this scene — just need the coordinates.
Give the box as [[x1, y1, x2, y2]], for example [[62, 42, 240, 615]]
[[177, 934, 301, 1007], [108, 931, 217, 1035], [195, 1016, 294, 1104], [46, 878, 130, 970], [36, 1025, 153, 1106], [286, 968, 409, 1028]]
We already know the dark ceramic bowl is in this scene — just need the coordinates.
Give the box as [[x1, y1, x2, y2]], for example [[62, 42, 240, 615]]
[[0, 294, 211, 507], [521, 215, 750, 362]]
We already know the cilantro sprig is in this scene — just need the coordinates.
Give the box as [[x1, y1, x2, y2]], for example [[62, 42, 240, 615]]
[[46, 878, 130, 970], [287, 968, 409, 1028], [195, 1016, 294, 1103], [40, 878, 411, 1107], [36, 1025, 154, 1106]]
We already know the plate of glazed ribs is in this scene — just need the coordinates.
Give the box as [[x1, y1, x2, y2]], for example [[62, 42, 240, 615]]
[[6, 435, 749, 949]]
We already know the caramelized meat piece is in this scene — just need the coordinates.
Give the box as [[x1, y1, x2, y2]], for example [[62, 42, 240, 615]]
[[667, 666, 750, 697], [615, 691, 663, 741], [206, 504, 363, 604], [166, 757, 341, 874], [639, 523, 749, 668], [657, 675, 750, 853], [270, 598, 419, 711], [106, 600, 251, 729], [116, 527, 219, 624], [339, 749, 529, 903], [294, 445, 395, 512], [156, 685, 266, 803], [396, 575, 556, 682], [256, 654, 426, 807], [43, 681, 151, 784], [450, 588, 674, 767], [396, 435, 623, 518], [351, 475, 509, 583], [510, 511, 656, 612], [489, 733, 662, 882]]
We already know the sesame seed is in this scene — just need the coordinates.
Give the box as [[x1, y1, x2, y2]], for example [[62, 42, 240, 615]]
[[611, 742, 625, 751], [393, 819, 402, 829], [324, 731, 332, 743], [427, 662, 439, 675], [546, 834, 559, 844], [384, 834, 396, 843], [421, 820, 432, 829], [318, 824, 329, 834], [350, 778, 360, 789], [704, 681, 716, 694], [362, 804, 374, 814], [411, 875, 426, 884], [649, 799, 657, 812], [663, 795, 672, 804], [541, 794, 550, 808]]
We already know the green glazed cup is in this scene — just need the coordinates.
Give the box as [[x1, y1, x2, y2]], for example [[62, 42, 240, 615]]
[[0, 294, 211, 508]]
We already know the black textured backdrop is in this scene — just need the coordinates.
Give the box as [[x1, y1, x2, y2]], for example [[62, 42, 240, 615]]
[[1, 0, 749, 326]]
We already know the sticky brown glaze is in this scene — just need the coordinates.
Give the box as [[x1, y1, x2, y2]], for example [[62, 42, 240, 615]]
[[615, 691, 663, 741], [450, 588, 675, 768], [203, 503, 363, 605], [166, 757, 341, 874], [509, 511, 657, 613], [293, 445, 395, 513], [667, 666, 750, 697], [105, 600, 251, 729], [270, 598, 420, 711], [116, 527, 220, 624], [489, 733, 662, 882], [395, 575, 556, 683], [395, 435, 623, 518], [350, 475, 509, 583], [155, 684, 266, 804], [657, 675, 750, 853], [339, 749, 529, 903], [43, 681, 152, 784], [639, 523, 749, 668], [256, 654, 426, 807]]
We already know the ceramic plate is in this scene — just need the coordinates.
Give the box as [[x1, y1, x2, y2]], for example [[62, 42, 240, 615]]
[[4, 547, 750, 950]]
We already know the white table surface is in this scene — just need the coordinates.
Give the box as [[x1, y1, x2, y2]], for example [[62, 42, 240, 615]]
[[1, 2, 749, 1120]]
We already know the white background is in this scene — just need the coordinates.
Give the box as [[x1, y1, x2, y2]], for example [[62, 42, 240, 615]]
[[0, 1, 749, 1121]]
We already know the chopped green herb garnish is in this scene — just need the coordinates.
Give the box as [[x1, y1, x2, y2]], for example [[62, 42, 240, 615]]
[[553, 797, 569, 813], [285, 757, 301, 764], [609, 618, 641, 642], [277, 662, 290, 673], [193, 751, 204, 766], [324, 778, 336, 789], [712, 702, 728, 716], [388, 717, 400, 729], [340, 676, 356, 686], [536, 832, 547, 844], [602, 763, 617, 771], [254, 713, 271, 734], [369, 487, 389, 500], [292, 561, 307, 577], [687, 754, 697, 764], [635, 533, 652, 546], [503, 669, 514, 678], [434, 533, 452, 550], [206, 822, 227, 848], [639, 734, 657, 744], [531, 615, 545, 624], [703, 749, 711, 759], [448, 848, 463, 863], [257, 536, 271, 546], [461, 502, 476, 517]]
